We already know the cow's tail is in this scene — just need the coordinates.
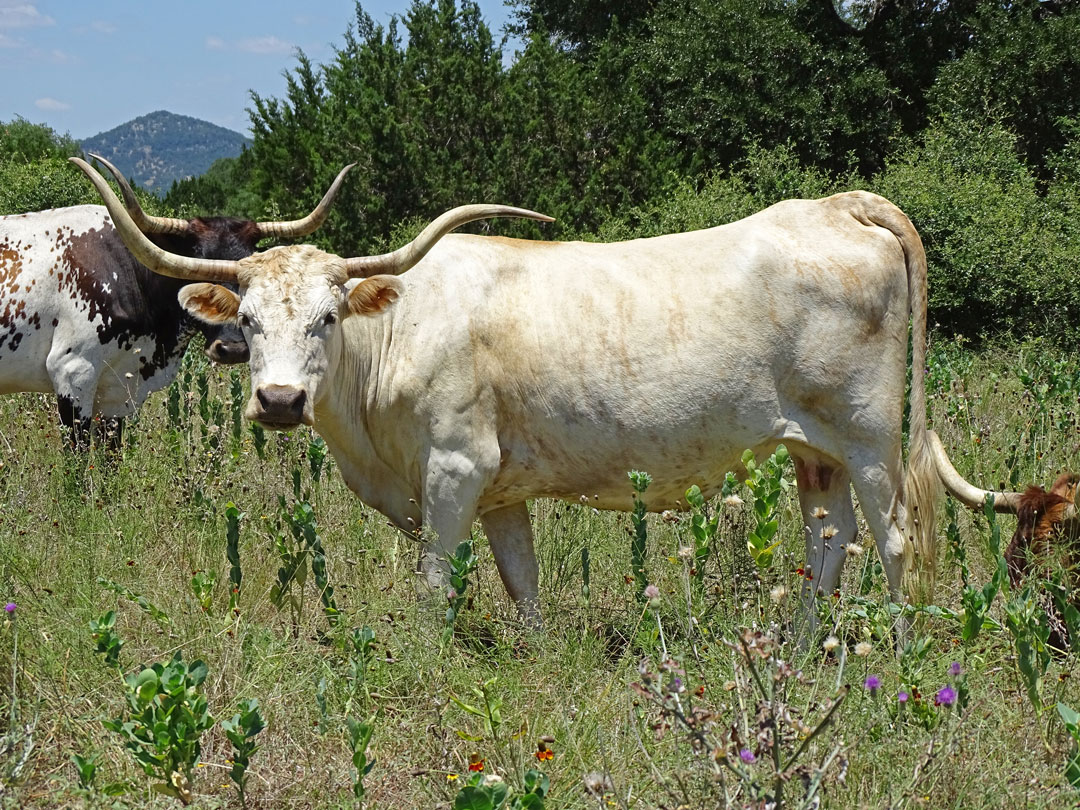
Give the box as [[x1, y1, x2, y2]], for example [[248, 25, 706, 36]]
[[867, 197, 941, 606]]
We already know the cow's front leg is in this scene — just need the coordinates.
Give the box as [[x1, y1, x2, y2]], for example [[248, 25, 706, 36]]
[[49, 351, 98, 451], [419, 448, 493, 590], [481, 502, 541, 627]]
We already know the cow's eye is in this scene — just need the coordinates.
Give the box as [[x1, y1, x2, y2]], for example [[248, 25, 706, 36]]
[[323, 312, 337, 326], [238, 313, 251, 328]]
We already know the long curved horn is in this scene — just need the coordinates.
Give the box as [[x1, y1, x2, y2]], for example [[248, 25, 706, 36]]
[[89, 153, 192, 235], [929, 430, 1023, 513], [254, 164, 356, 239], [70, 157, 241, 283], [90, 154, 353, 240], [344, 204, 555, 278]]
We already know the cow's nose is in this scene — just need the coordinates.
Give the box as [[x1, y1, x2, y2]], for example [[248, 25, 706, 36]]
[[255, 384, 306, 425], [207, 339, 250, 364]]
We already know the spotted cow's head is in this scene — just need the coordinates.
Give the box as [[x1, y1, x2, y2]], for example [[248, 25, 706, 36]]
[[88, 154, 355, 366]]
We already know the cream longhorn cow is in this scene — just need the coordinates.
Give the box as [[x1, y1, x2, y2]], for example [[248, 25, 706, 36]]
[[74, 155, 942, 625], [0, 156, 352, 449]]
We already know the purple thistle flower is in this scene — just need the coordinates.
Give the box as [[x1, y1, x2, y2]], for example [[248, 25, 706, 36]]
[[643, 584, 660, 600], [864, 674, 881, 695], [897, 690, 909, 704], [4, 602, 14, 615], [739, 748, 755, 763], [948, 661, 962, 677], [935, 685, 957, 707]]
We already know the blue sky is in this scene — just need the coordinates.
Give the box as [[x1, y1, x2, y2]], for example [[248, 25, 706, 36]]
[[0, 1, 517, 140]]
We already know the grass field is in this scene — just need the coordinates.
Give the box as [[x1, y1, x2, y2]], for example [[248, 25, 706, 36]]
[[2, 338, 1080, 809]]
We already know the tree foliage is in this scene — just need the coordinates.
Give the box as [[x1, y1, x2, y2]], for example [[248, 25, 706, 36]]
[[21, 0, 1080, 342]]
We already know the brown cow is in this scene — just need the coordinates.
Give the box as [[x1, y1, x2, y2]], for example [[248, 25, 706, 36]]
[[1005, 473, 1080, 588]]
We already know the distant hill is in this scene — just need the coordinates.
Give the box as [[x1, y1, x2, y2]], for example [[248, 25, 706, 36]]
[[80, 110, 250, 194]]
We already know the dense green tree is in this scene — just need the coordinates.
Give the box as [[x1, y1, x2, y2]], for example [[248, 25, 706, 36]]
[[507, 0, 656, 52], [930, 0, 1080, 171], [631, 0, 897, 176], [0, 117, 79, 164]]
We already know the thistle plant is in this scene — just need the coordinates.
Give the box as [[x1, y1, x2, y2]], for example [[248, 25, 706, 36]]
[[345, 626, 377, 714], [189, 570, 216, 613], [959, 497, 1007, 644], [685, 484, 719, 591], [628, 470, 652, 600], [89, 610, 124, 667], [346, 715, 376, 803], [1004, 587, 1052, 714], [271, 498, 340, 633], [225, 502, 244, 614], [443, 541, 479, 645], [630, 628, 848, 809], [221, 698, 266, 809], [741, 445, 791, 570]]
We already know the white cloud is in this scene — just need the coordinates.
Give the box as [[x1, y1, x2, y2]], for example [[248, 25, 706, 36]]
[[205, 35, 224, 50], [90, 20, 115, 35], [236, 35, 292, 55], [0, 3, 55, 30], [0, 31, 17, 46], [49, 47, 72, 63], [35, 97, 69, 111]]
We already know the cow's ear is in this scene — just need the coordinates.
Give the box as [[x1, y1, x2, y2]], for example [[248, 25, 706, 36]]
[[178, 283, 241, 324], [348, 275, 404, 317]]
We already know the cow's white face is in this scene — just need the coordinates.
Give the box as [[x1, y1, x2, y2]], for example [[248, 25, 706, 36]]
[[177, 244, 402, 430]]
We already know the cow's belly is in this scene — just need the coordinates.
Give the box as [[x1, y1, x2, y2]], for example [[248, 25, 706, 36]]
[[483, 417, 781, 513]]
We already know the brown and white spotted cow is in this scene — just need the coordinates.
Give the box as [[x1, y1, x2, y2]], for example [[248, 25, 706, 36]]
[[0, 156, 352, 448]]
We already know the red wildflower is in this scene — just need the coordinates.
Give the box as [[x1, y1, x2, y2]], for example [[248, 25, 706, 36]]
[[467, 754, 484, 772]]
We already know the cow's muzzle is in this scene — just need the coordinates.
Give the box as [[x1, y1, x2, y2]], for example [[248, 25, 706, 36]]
[[253, 384, 309, 429], [206, 338, 250, 364]]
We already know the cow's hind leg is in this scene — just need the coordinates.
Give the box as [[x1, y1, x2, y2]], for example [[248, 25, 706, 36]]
[[791, 451, 858, 639], [849, 453, 912, 639], [481, 502, 541, 626]]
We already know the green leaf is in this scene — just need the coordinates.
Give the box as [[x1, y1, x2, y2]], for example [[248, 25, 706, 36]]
[[1057, 702, 1080, 731]]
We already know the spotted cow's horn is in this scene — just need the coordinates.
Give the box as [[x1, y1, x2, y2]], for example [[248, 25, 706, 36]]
[[88, 153, 191, 235], [70, 157, 241, 283]]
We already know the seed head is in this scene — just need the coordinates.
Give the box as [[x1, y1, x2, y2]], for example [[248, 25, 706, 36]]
[[812, 506, 829, 520], [821, 524, 839, 540], [823, 635, 840, 652], [854, 641, 872, 657]]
